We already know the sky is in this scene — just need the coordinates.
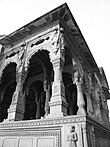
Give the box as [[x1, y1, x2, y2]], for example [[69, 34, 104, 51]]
[[0, 0, 110, 109]]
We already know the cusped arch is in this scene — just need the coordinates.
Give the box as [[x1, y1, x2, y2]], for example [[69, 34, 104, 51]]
[[25, 49, 51, 76], [25, 47, 51, 71], [0, 62, 17, 80]]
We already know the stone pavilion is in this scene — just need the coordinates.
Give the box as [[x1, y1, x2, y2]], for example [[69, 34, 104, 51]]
[[0, 3, 110, 147]]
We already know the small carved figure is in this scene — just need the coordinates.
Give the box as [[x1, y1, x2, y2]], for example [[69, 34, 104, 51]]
[[51, 28, 59, 55], [17, 49, 25, 72], [17, 42, 26, 72], [73, 71, 82, 85], [59, 28, 65, 56], [67, 126, 78, 147], [90, 126, 96, 147]]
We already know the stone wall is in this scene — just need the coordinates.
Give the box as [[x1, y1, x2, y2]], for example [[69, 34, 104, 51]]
[[0, 115, 110, 147]]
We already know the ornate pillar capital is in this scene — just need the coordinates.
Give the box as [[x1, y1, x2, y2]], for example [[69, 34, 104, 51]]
[[50, 27, 65, 63], [16, 71, 27, 84]]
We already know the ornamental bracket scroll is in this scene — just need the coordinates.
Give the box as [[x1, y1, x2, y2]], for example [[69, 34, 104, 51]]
[[50, 27, 65, 60]]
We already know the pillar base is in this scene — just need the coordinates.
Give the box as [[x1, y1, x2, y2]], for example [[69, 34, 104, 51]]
[[77, 108, 86, 115], [7, 103, 24, 121], [48, 95, 68, 118]]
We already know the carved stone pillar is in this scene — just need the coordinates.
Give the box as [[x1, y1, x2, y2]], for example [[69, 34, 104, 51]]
[[76, 81, 86, 115], [44, 79, 51, 117], [82, 123, 89, 147], [49, 27, 68, 117], [35, 98, 41, 119], [74, 71, 86, 115], [7, 73, 26, 121]]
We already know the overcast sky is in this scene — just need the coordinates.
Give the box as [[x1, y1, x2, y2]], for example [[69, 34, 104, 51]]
[[0, 0, 110, 108]]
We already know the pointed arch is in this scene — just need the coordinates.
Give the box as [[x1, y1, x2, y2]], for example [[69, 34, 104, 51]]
[[0, 62, 17, 122]]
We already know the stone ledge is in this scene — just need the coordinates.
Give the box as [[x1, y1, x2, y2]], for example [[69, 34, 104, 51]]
[[0, 115, 86, 129]]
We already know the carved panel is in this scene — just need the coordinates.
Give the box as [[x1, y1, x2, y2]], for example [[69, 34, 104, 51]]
[[19, 138, 33, 147], [2, 138, 18, 147], [0, 130, 60, 147], [37, 138, 54, 147]]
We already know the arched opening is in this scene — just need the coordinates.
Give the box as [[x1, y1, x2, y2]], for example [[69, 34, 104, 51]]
[[24, 80, 45, 120], [63, 73, 78, 115], [63, 47, 78, 115], [23, 50, 53, 120], [0, 63, 16, 122]]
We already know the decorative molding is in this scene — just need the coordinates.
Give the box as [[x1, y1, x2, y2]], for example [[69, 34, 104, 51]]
[[49, 101, 68, 107], [0, 130, 61, 147], [0, 116, 86, 129]]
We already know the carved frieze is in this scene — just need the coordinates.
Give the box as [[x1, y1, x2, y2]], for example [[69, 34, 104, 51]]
[[0, 116, 86, 129]]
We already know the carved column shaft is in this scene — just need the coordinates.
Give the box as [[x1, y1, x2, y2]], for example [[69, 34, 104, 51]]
[[49, 58, 68, 117], [8, 72, 26, 121], [44, 83, 51, 116], [76, 82, 86, 115], [35, 99, 41, 119], [73, 71, 86, 115]]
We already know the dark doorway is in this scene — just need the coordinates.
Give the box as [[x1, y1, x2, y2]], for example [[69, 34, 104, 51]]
[[24, 81, 46, 120]]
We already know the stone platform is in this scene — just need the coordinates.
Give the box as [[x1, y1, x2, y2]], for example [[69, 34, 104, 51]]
[[0, 115, 110, 147]]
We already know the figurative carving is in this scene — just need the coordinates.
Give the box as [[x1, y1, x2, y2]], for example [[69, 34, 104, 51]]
[[17, 49, 25, 72], [73, 71, 82, 85], [51, 28, 59, 55], [90, 126, 96, 147], [67, 126, 78, 147], [17, 42, 26, 72], [59, 28, 65, 56], [51, 27, 65, 56], [72, 59, 83, 85]]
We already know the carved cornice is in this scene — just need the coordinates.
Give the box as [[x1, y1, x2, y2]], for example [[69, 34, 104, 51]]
[[0, 116, 86, 129]]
